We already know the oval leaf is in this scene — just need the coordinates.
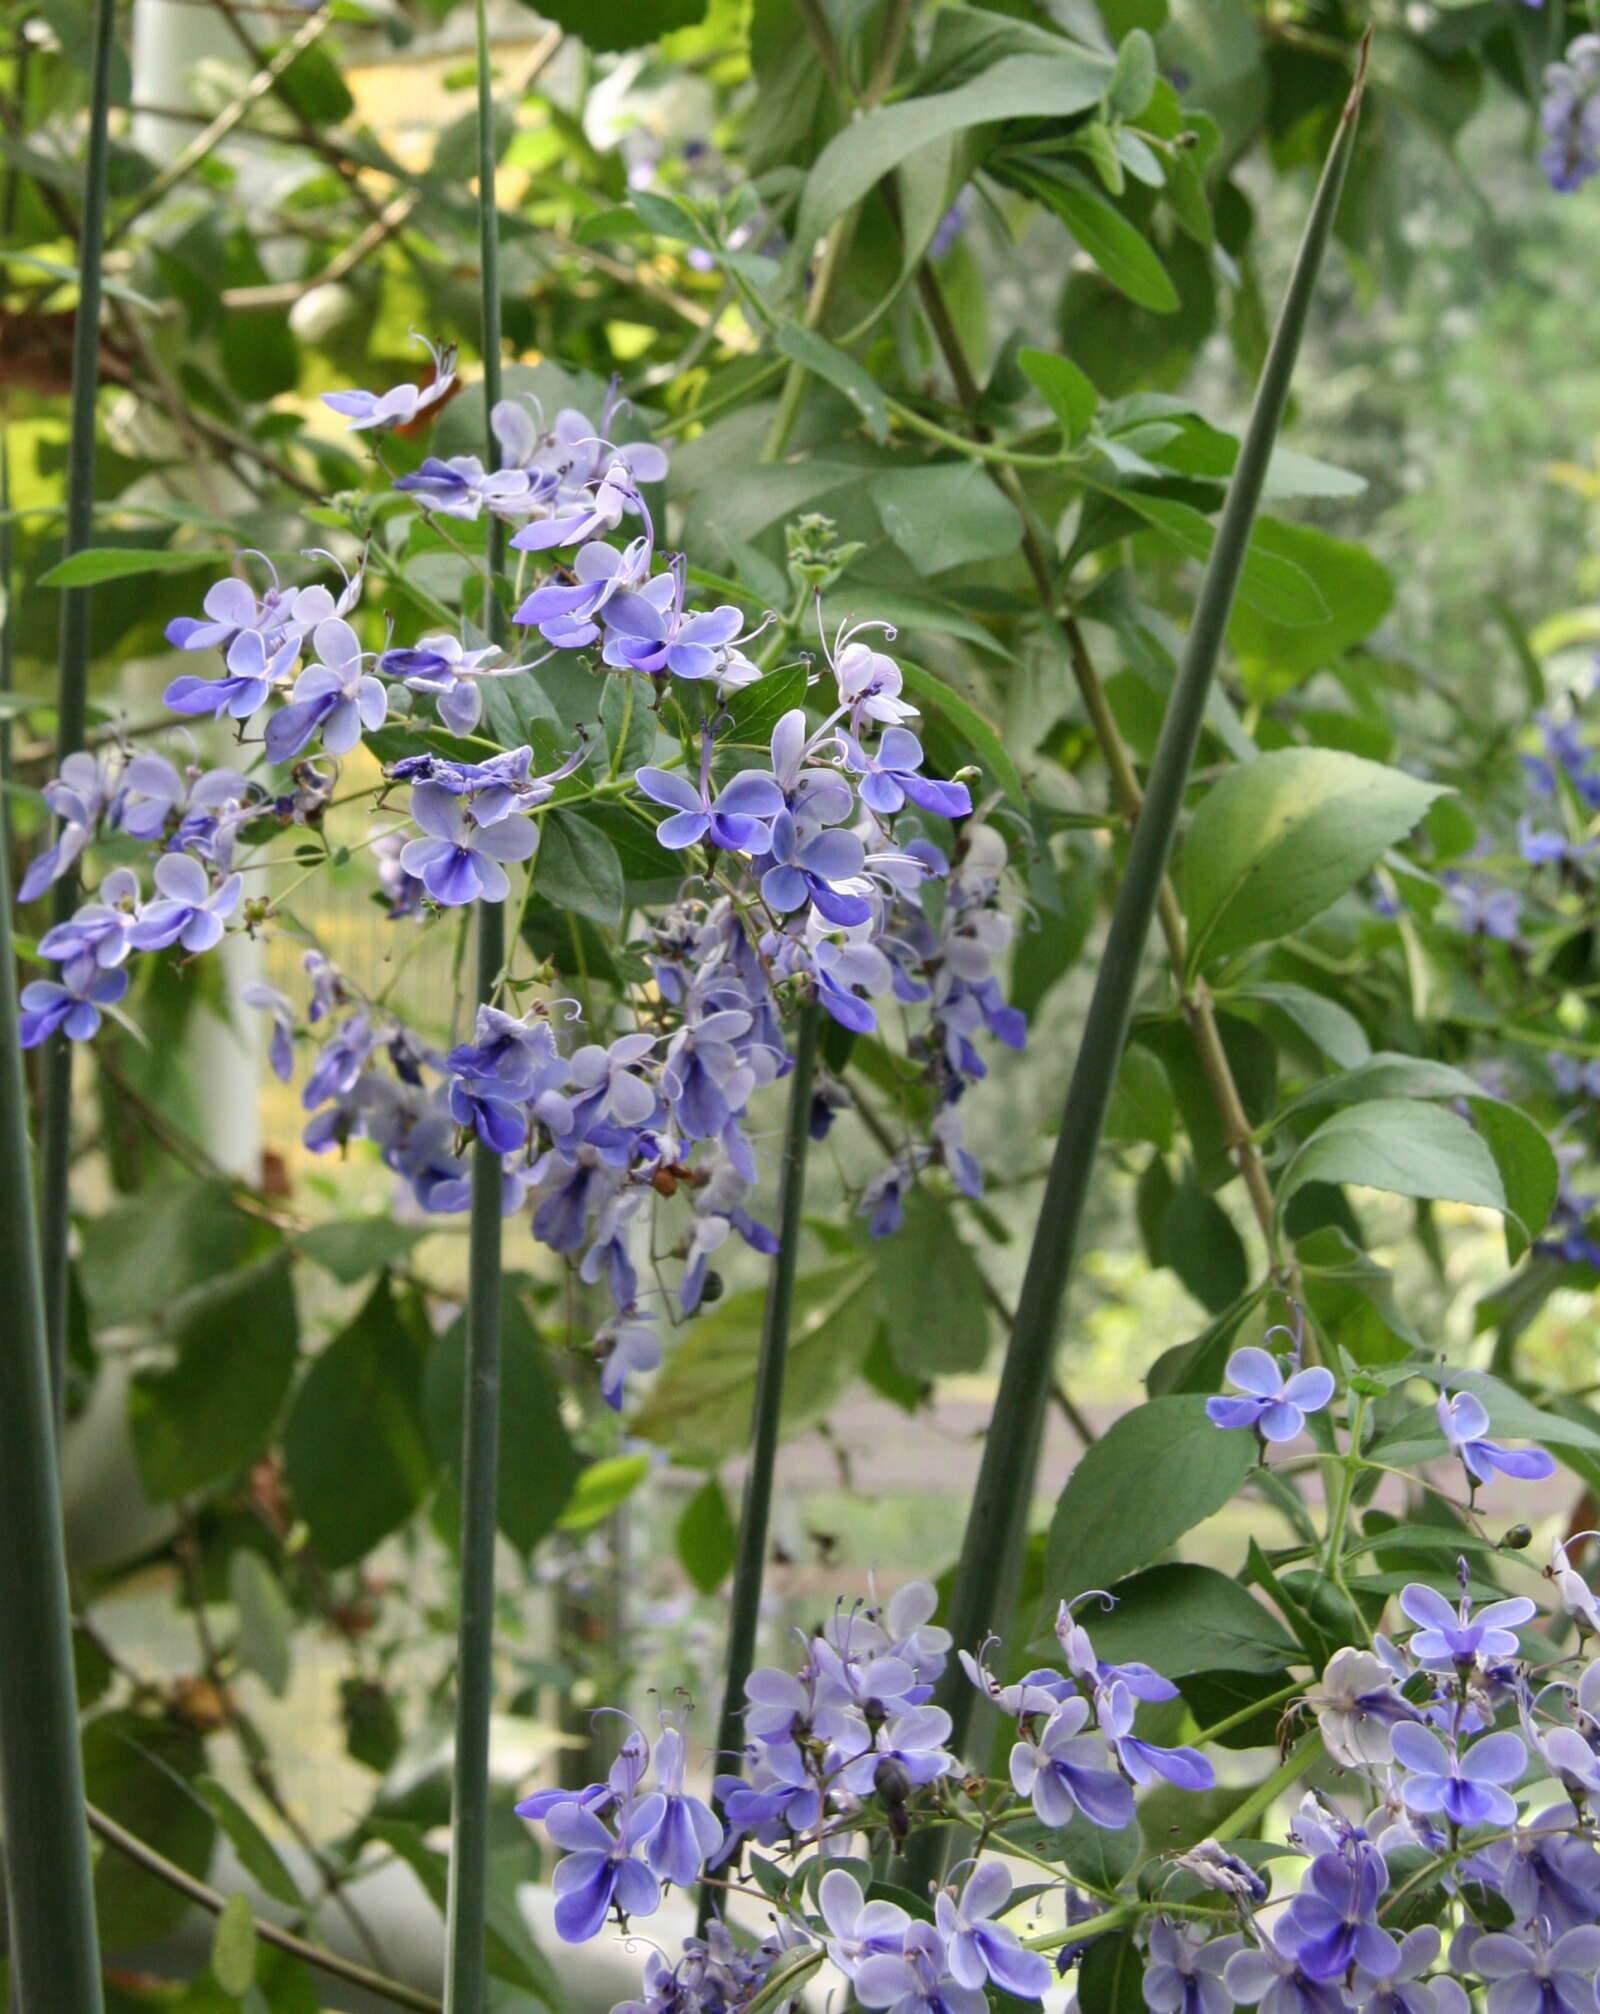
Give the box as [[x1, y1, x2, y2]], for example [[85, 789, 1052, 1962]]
[[1279, 1100, 1509, 1225], [1043, 1395, 1256, 1606], [1182, 748, 1448, 966]]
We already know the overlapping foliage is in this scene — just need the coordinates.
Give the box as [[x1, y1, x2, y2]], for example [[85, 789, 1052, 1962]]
[[9, 0, 1600, 2009]]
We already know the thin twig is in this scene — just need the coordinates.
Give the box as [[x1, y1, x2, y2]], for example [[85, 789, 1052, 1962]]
[[85, 1804, 443, 2014]]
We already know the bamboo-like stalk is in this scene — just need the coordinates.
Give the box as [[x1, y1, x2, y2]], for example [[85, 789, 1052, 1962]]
[[442, 8, 508, 2011], [929, 41, 1371, 1768], [38, 0, 118, 1418], [0, 792, 104, 2010], [698, 1001, 820, 1931]]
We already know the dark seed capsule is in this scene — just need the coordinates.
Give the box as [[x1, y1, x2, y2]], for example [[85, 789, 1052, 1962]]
[[1501, 1524, 1534, 1550], [700, 1271, 725, 1305]]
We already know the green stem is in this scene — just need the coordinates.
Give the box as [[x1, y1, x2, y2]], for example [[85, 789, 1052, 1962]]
[[38, 0, 117, 1422], [0, 774, 104, 2010], [697, 1001, 820, 1931], [1211, 1731, 1322, 1843], [442, 11, 507, 2012], [926, 41, 1368, 1788]]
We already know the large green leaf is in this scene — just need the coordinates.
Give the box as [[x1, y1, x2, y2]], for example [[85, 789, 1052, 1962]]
[[1182, 749, 1448, 967], [425, 1281, 579, 1555], [1078, 1563, 1297, 1677], [869, 463, 1025, 576], [38, 546, 235, 586], [1043, 1396, 1255, 1606], [1468, 1097, 1558, 1264], [536, 809, 627, 928], [774, 323, 889, 442], [872, 1188, 993, 1375], [1228, 520, 1393, 696], [676, 1474, 737, 1593], [83, 1711, 214, 1947], [792, 50, 1110, 260], [516, 0, 710, 52], [282, 1277, 434, 1569], [632, 1264, 877, 1464], [127, 1253, 298, 1501], [1277, 1052, 1483, 1122], [1099, 488, 1329, 626], [80, 1179, 273, 1326], [1279, 1100, 1509, 1224], [1025, 168, 1179, 312]]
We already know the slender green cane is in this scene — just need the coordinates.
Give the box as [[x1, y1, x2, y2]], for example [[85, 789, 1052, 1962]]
[[442, 9, 506, 2011], [39, 0, 117, 1420], [697, 1002, 820, 1932], [927, 44, 1370, 1778], [0, 808, 105, 2012]]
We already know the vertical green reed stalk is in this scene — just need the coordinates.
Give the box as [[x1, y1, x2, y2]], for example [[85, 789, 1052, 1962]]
[[443, 8, 505, 2011], [698, 1002, 820, 1932], [38, 0, 118, 1417], [929, 46, 1371, 1772], [0, 810, 105, 2012]]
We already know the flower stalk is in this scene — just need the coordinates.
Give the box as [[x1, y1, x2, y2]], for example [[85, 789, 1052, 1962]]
[[698, 999, 820, 1931], [442, 7, 507, 2010], [929, 39, 1371, 1773], [39, 0, 118, 1418], [0, 781, 105, 2010]]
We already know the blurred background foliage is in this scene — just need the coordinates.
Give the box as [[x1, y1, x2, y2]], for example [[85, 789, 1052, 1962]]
[[7, 0, 1600, 2005]]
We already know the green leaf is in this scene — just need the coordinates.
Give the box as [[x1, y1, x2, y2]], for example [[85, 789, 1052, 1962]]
[[1028, 170, 1178, 311], [83, 1711, 214, 1946], [1228, 521, 1394, 697], [897, 658, 1026, 806], [536, 810, 626, 929], [1233, 982, 1370, 1068], [211, 1891, 258, 1998], [1076, 1930, 1146, 2014], [1107, 28, 1159, 118], [37, 546, 235, 586], [723, 658, 810, 751], [1468, 1098, 1558, 1264], [870, 463, 1025, 576], [1043, 1396, 1255, 1606], [792, 49, 1110, 259], [517, 0, 711, 53], [872, 1188, 993, 1375], [1182, 749, 1448, 967], [128, 1254, 298, 1501], [556, 1454, 651, 1532], [1017, 346, 1098, 444], [80, 1179, 272, 1326], [676, 1475, 737, 1594], [1280, 1052, 1486, 1120], [425, 1281, 579, 1554], [1370, 1366, 1600, 1466], [774, 324, 889, 443], [633, 1265, 877, 1464], [1101, 489, 1328, 625], [294, 1217, 425, 1284], [281, 1276, 433, 1568], [229, 1550, 293, 1699], [1078, 1562, 1297, 1676], [1158, 1178, 1249, 1313], [1279, 1101, 1509, 1225], [196, 1779, 302, 1909]]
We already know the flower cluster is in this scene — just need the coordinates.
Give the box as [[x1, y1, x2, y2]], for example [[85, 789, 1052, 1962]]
[[14, 338, 1026, 1418], [517, 1537, 1600, 2014], [1542, 34, 1600, 192]]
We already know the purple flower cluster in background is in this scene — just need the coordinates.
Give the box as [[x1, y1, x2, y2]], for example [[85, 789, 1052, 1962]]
[[14, 343, 1027, 1418]]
